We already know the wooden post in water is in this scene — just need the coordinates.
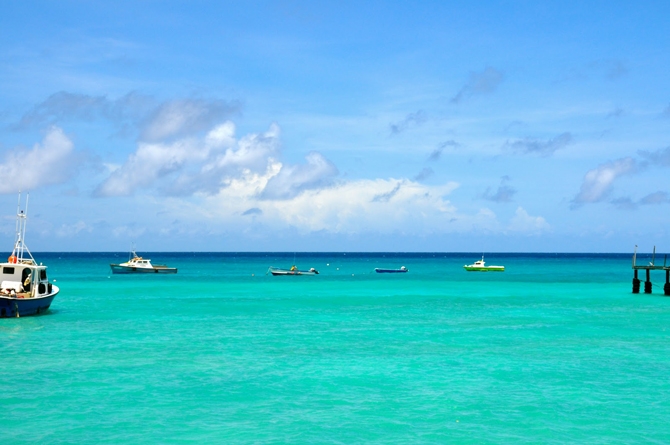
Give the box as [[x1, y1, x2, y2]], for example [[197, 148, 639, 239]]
[[665, 269, 670, 296], [645, 269, 652, 293], [633, 269, 640, 293], [632, 246, 640, 293]]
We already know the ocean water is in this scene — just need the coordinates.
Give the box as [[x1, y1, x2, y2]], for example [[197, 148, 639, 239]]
[[2, 252, 670, 444]]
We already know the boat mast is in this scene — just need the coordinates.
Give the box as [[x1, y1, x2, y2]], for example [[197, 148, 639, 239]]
[[12, 193, 35, 264]]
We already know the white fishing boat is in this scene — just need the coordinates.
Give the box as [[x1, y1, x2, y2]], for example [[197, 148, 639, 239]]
[[0, 194, 60, 318], [110, 251, 177, 274], [464, 256, 505, 272]]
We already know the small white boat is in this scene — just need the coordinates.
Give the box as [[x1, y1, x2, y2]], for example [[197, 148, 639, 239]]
[[464, 256, 504, 272], [110, 251, 177, 274], [268, 266, 319, 276], [0, 194, 59, 318]]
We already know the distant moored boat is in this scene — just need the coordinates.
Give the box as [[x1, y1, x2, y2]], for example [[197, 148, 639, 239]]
[[463, 256, 504, 272], [268, 266, 319, 276], [110, 251, 177, 274], [375, 266, 408, 273]]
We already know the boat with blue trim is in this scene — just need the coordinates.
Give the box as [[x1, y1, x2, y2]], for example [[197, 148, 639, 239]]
[[0, 195, 59, 318]]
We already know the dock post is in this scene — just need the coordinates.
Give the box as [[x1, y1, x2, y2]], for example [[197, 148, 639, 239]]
[[633, 269, 640, 293], [665, 270, 670, 296], [645, 269, 652, 294]]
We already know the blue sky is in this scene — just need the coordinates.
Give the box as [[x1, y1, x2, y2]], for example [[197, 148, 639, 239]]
[[1, 1, 669, 252]]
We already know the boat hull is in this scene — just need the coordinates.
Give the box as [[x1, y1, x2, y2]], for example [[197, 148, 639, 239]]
[[375, 268, 408, 273], [463, 266, 505, 272], [0, 288, 59, 318], [110, 264, 178, 274], [269, 268, 318, 276]]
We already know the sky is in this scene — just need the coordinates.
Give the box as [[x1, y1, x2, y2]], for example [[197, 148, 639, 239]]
[[1, 0, 669, 252]]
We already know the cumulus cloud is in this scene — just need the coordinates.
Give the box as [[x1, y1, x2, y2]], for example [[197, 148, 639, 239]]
[[260, 151, 338, 200], [190, 174, 463, 235], [95, 121, 278, 197], [482, 176, 516, 203], [571, 157, 638, 207], [507, 207, 550, 234], [94, 121, 338, 200], [166, 122, 280, 196], [0, 126, 79, 193], [451, 66, 504, 104], [94, 138, 203, 197], [505, 132, 573, 157], [389, 110, 427, 134]]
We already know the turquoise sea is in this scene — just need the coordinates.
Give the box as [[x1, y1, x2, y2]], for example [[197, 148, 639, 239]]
[[3, 252, 670, 444]]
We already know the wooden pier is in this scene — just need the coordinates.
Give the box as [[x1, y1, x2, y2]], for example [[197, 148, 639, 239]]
[[632, 246, 670, 295]]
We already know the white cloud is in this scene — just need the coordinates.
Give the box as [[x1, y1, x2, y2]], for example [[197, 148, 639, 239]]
[[166, 122, 281, 196], [0, 126, 78, 193], [572, 157, 637, 206], [260, 151, 338, 200], [200, 175, 463, 234], [144, 165, 473, 237], [508, 207, 551, 234], [95, 121, 275, 197], [94, 137, 204, 197]]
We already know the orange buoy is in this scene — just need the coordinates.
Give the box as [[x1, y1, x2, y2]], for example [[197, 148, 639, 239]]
[[8, 255, 17, 264]]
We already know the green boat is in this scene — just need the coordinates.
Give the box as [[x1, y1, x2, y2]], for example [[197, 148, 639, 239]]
[[463, 256, 504, 272]]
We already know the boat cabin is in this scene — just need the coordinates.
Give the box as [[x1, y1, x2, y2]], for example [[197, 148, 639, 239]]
[[125, 258, 153, 268], [0, 262, 53, 298]]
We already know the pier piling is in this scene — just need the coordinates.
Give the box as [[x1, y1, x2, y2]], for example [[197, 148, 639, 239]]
[[632, 246, 668, 296]]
